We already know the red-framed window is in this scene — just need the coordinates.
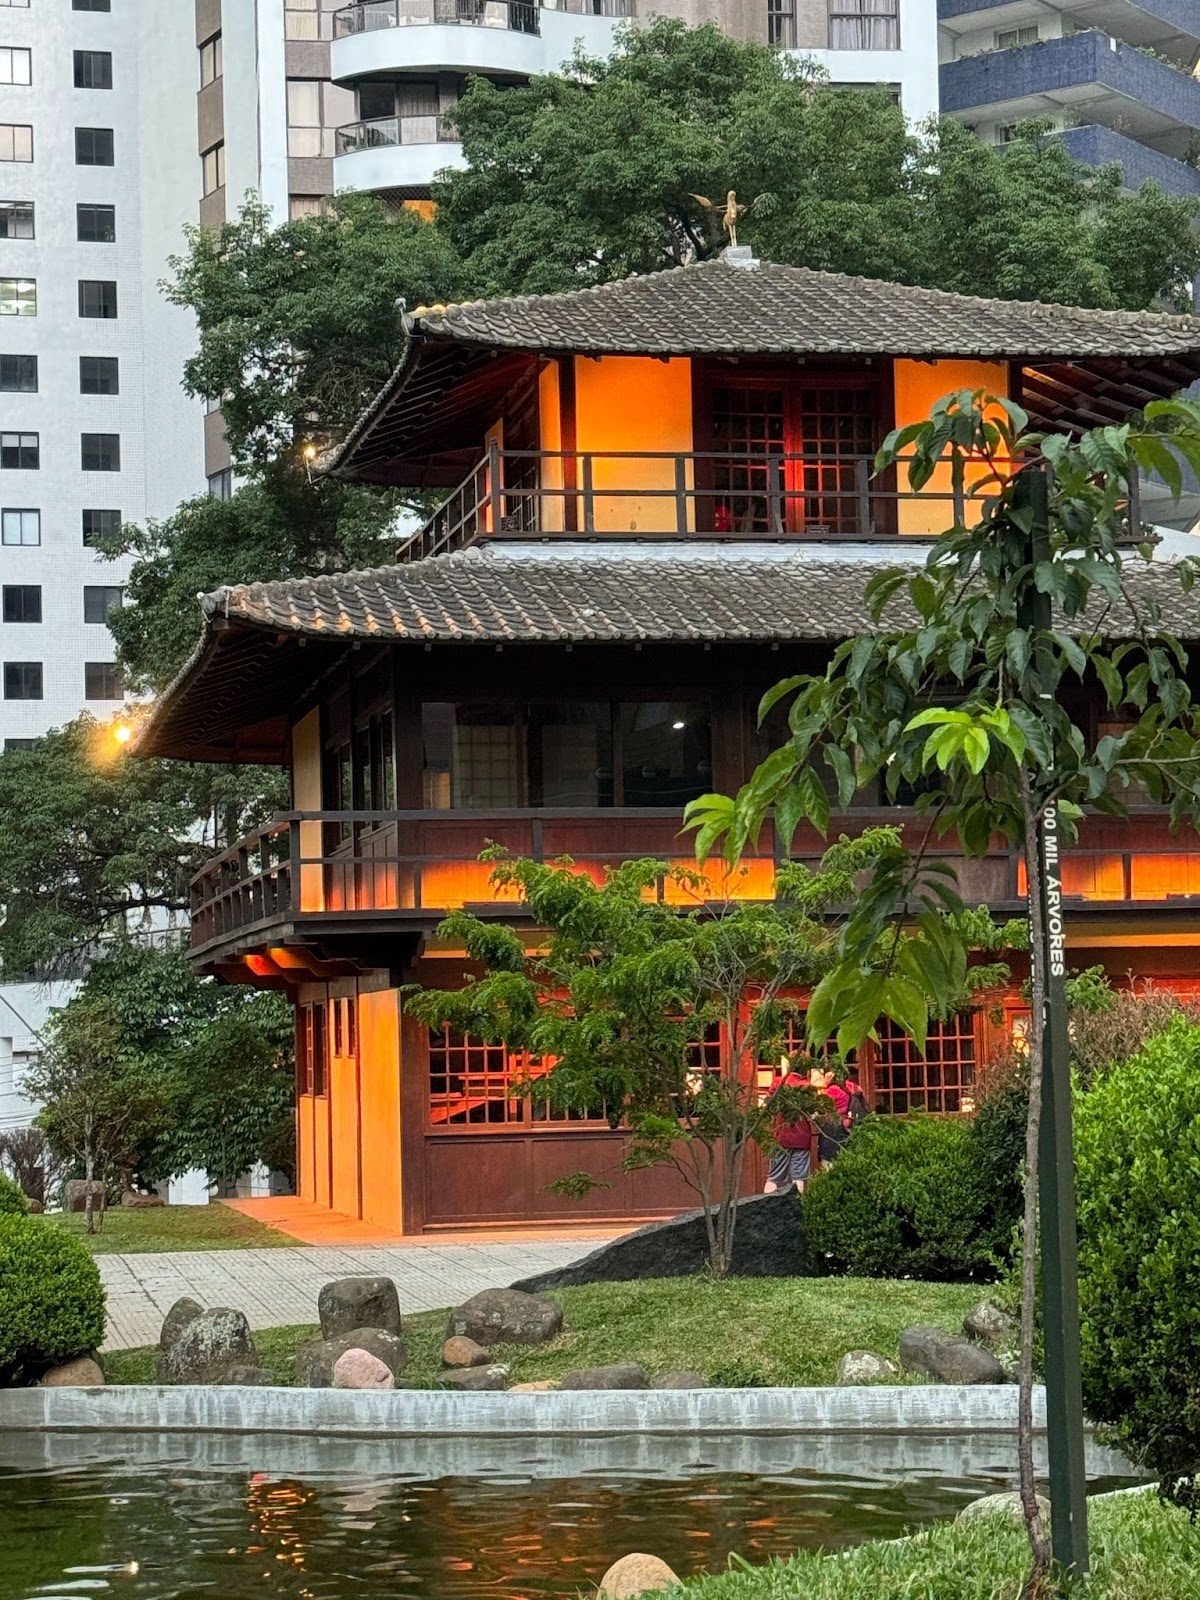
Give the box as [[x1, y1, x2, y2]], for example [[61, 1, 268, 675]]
[[296, 1001, 328, 1097], [426, 1027, 608, 1128], [870, 1012, 976, 1114]]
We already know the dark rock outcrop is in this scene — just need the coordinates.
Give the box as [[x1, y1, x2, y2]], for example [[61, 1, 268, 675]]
[[446, 1288, 563, 1347], [899, 1325, 1007, 1385], [558, 1362, 648, 1391], [157, 1308, 258, 1384], [318, 1277, 401, 1339]]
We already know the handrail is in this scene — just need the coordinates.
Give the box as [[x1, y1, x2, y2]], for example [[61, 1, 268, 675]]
[[335, 114, 460, 155], [334, 0, 540, 35]]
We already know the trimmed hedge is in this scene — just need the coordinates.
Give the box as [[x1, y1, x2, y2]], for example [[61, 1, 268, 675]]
[[802, 1114, 1001, 1281], [0, 1171, 28, 1215], [0, 1214, 106, 1384], [1075, 1016, 1200, 1509]]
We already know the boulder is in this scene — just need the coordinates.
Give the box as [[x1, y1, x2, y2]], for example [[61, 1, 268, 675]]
[[446, 1287, 563, 1348], [958, 1491, 1051, 1525], [295, 1327, 408, 1388], [898, 1326, 1007, 1386], [317, 1277, 401, 1339], [333, 1348, 395, 1390], [508, 1380, 557, 1393], [159, 1297, 204, 1355], [837, 1351, 899, 1385], [963, 1301, 1018, 1345], [558, 1362, 648, 1391], [598, 1554, 681, 1596], [654, 1370, 707, 1390], [120, 1189, 164, 1210], [215, 1366, 278, 1387], [25, 1198, 43, 1215], [40, 1356, 104, 1387], [439, 1364, 509, 1391], [62, 1179, 105, 1214], [157, 1308, 258, 1385], [442, 1335, 491, 1369]]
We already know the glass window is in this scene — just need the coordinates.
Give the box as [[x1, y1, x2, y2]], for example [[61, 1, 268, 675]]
[[73, 49, 112, 89], [287, 79, 323, 157], [0, 48, 31, 85], [0, 200, 33, 238], [619, 702, 712, 808], [872, 1014, 976, 1114], [78, 278, 117, 318], [0, 354, 36, 391], [83, 584, 122, 624], [3, 738, 36, 750], [0, 434, 38, 469], [0, 277, 35, 315], [767, 0, 796, 46], [528, 702, 612, 807], [996, 25, 1038, 47], [201, 141, 224, 195], [82, 507, 120, 545], [289, 194, 326, 220], [358, 81, 396, 121], [285, 0, 337, 42], [207, 468, 232, 500], [2, 585, 40, 623], [84, 661, 120, 700], [76, 202, 115, 241], [3, 662, 41, 700], [81, 432, 120, 471], [74, 0, 112, 10], [0, 124, 33, 162], [74, 126, 113, 165], [199, 33, 222, 88], [1, 508, 40, 544], [828, 0, 899, 49], [0, 1, 32, 9], [421, 703, 520, 810], [79, 355, 118, 394]]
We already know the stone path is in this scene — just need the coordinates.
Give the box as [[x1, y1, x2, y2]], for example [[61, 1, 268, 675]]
[[98, 1237, 609, 1352]]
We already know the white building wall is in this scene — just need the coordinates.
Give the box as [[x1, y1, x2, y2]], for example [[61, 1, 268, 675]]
[[0, 980, 75, 1134]]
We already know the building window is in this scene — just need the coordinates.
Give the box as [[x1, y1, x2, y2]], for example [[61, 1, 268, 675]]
[[199, 33, 222, 87], [81, 432, 120, 471], [83, 584, 122, 624], [2, 585, 40, 623], [285, 0, 339, 42], [1, 508, 40, 545], [78, 278, 117, 318], [74, 126, 113, 165], [206, 468, 232, 500], [296, 1003, 328, 1096], [427, 1028, 600, 1127], [201, 141, 225, 196], [828, 0, 899, 50], [82, 507, 119, 545], [73, 0, 112, 9], [0, 48, 31, 86], [289, 195, 326, 220], [84, 661, 121, 700], [0, 277, 35, 315], [767, 0, 796, 47], [871, 1014, 976, 1114], [996, 25, 1038, 47], [4, 662, 42, 700], [0, 124, 33, 162], [73, 50, 112, 89], [0, 354, 36, 391], [0, 1, 32, 9], [0, 434, 38, 469], [3, 738, 35, 750], [0, 199, 33, 238], [79, 355, 119, 395], [76, 202, 115, 242]]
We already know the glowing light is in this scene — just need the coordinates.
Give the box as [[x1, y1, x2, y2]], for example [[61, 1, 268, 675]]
[[672, 720, 685, 730], [303, 444, 317, 461], [112, 721, 133, 746]]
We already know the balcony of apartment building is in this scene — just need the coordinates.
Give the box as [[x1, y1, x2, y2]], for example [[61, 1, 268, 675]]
[[939, 28, 1200, 194]]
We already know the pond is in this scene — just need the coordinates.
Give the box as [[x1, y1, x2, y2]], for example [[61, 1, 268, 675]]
[[1, 1431, 1139, 1600]]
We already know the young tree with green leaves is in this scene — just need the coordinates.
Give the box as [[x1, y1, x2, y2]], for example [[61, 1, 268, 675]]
[[685, 391, 1200, 1589]]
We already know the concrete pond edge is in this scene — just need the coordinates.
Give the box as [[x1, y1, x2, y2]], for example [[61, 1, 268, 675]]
[[0, 1382, 1053, 1439]]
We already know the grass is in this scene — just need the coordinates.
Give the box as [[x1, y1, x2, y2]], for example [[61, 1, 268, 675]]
[[102, 1274, 981, 1386], [669, 1489, 1200, 1600], [51, 1202, 301, 1255]]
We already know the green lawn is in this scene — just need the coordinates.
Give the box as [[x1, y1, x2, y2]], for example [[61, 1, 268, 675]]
[[672, 1489, 1199, 1600], [103, 1274, 981, 1386], [52, 1202, 301, 1255]]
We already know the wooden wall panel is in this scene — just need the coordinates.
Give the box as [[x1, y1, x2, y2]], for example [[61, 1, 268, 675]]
[[359, 989, 403, 1233]]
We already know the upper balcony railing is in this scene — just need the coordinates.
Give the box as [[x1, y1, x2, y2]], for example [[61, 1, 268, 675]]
[[336, 114, 461, 155], [333, 0, 631, 35]]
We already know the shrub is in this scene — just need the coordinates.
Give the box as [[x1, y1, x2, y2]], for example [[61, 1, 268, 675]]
[[803, 1114, 999, 1281], [0, 1214, 106, 1384], [1075, 1015, 1200, 1511], [0, 1171, 29, 1215]]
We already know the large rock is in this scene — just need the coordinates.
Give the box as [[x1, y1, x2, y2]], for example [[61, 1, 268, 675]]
[[446, 1288, 563, 1348], [837, 1350, 899, 1385], [514, 1192, 810, 1291], [558, 1362, 648, 1391], [333, 1348, 395, 1390], [655, 1370, 707, 1390], [963, 1301, 1018, 1345], [598, 1554, 681, 1596], [439, 1364, 509, 1391], [317, 1277, 401, 1339], [214, 1366, 278, 1387], [159, 1297, 204, 1354], [120, 1189, 164, 1210], [295, 1327, 408, 1388], [899, 1326, 1007, 1386], [442, 1335, 491, 1369], [40, 1356, 104, 1387], [62, 1179, 105, 1214], [958, 1491, 1051, 1525], [157, 1308, 258, 1384]]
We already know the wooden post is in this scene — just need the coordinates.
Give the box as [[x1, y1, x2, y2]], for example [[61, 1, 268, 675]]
[[855, 457, 871, 537], [488, 437, 502, 535], [582, 453, 595, 534], [675, 455, 689, 536]]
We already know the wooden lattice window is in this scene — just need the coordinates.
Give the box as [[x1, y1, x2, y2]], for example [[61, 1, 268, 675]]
[[871, 1013, 975, 1114], [710, 386, 786, 533], [296, 1002, 328, 1097], [427, 1028, 606, 1127], [798, 387, 876, 535]]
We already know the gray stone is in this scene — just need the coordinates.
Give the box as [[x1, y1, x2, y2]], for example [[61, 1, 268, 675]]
[[317, 1277, 401, 1339], [442, 1335, 491, 1369], [40, 1356, 104, 1387], [295, 1327, 408, 1388], [598, 1554, 681, 1595], [558, 1362, 648, 1391], [215, 1366, 278, 1387], [654, 1370, 707, 1390], [963, 1301, 1018, 1345], [837, 1350, 899, 1385], [446, 1288, 563, 1348], [62, 1179, 105, 1214], [120, 1189, 164, 1209], [439, 1364, 509, 1391], [333, 1348, 395, 1390], [899, 1326, 1008, 1386], [514, 1191, 811, 1290], [25, 1198, 43, 1214], [157, 1308, 258, 1385], [158, 1297, 204, 1355], [958, 1490, 1051, 1525]]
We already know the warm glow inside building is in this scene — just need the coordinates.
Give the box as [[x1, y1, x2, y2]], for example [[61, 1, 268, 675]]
[[141, 251, 1200, 1234]]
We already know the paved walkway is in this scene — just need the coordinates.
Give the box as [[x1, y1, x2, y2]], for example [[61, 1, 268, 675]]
[[97, 1235, 611, 1352]]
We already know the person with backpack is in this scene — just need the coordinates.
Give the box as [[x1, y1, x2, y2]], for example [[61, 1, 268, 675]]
[[763, 1060, 817, 1194]]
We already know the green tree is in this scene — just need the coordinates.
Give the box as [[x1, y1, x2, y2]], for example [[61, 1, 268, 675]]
[[686, 392, 1200, 1585]]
